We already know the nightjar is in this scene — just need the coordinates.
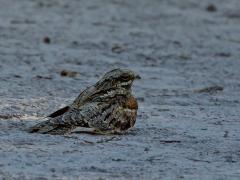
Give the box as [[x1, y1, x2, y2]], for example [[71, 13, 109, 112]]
[[28, 68, 141, 135]]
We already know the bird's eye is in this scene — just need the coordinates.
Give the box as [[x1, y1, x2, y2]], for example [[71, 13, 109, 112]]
[[120, 75, 129, 81]]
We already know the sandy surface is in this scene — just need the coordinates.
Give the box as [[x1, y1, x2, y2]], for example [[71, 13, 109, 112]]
[[1, 0, 240, 179]]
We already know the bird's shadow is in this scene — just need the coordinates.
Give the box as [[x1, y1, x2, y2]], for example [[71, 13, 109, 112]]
[[72, 129, 137, 136]]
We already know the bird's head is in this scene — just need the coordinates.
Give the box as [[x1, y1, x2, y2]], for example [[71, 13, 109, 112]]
[[96, 68, 141, 90]]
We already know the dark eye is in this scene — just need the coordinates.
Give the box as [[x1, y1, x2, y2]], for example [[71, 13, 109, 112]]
[[121, 75, 129, 81]]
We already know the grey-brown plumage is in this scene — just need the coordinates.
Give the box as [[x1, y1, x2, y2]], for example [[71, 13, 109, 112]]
[[28, 68, 141, 135]]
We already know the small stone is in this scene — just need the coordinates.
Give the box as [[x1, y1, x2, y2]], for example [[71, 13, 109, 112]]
[[206, 4, 217, 12], [43, 36, 51, 44]]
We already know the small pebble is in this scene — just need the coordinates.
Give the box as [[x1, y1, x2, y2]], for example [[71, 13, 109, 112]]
[[43, 36, 51, 44], [206, 4, 217, 12]]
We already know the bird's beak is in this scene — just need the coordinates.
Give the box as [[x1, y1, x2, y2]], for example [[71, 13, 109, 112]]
[[134, 74, 141, 80]]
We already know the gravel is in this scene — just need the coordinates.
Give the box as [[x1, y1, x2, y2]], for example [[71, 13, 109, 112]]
[[1, 0, 240, 179]]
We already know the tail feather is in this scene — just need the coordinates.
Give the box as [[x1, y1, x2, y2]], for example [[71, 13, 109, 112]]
[[28, 107, 85, 135], [28, 118, 73, 135]]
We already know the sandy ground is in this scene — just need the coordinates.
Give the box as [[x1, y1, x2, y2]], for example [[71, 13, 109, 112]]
[[1, 0, 240, 179]]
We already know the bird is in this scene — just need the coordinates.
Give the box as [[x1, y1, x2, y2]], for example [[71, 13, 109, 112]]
[[28, 68, 141, 135]]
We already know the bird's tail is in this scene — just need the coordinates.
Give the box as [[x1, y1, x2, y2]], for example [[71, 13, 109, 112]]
[[28, 117, 73, 135]]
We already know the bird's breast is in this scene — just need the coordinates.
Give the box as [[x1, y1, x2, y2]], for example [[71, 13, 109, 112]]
[[124, 96, 138, 110]]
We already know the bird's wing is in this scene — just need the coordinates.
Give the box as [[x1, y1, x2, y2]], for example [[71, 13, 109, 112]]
[[47, 106, 70, 118], [78, 101, 120, 131], [76, 88, 131, 131]]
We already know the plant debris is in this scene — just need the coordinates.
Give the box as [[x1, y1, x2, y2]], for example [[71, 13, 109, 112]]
[[215, 52, 231, 57], [159, 140, 181, 143], [60, 70, 79, 77], [187, 158, 211, 163], [194, 86, 224, 94], [111, 44, 125, 54], [35, 75, 52, 79]]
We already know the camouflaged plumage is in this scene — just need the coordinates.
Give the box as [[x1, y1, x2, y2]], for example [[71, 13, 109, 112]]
[[28, 69, 140, 135]]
